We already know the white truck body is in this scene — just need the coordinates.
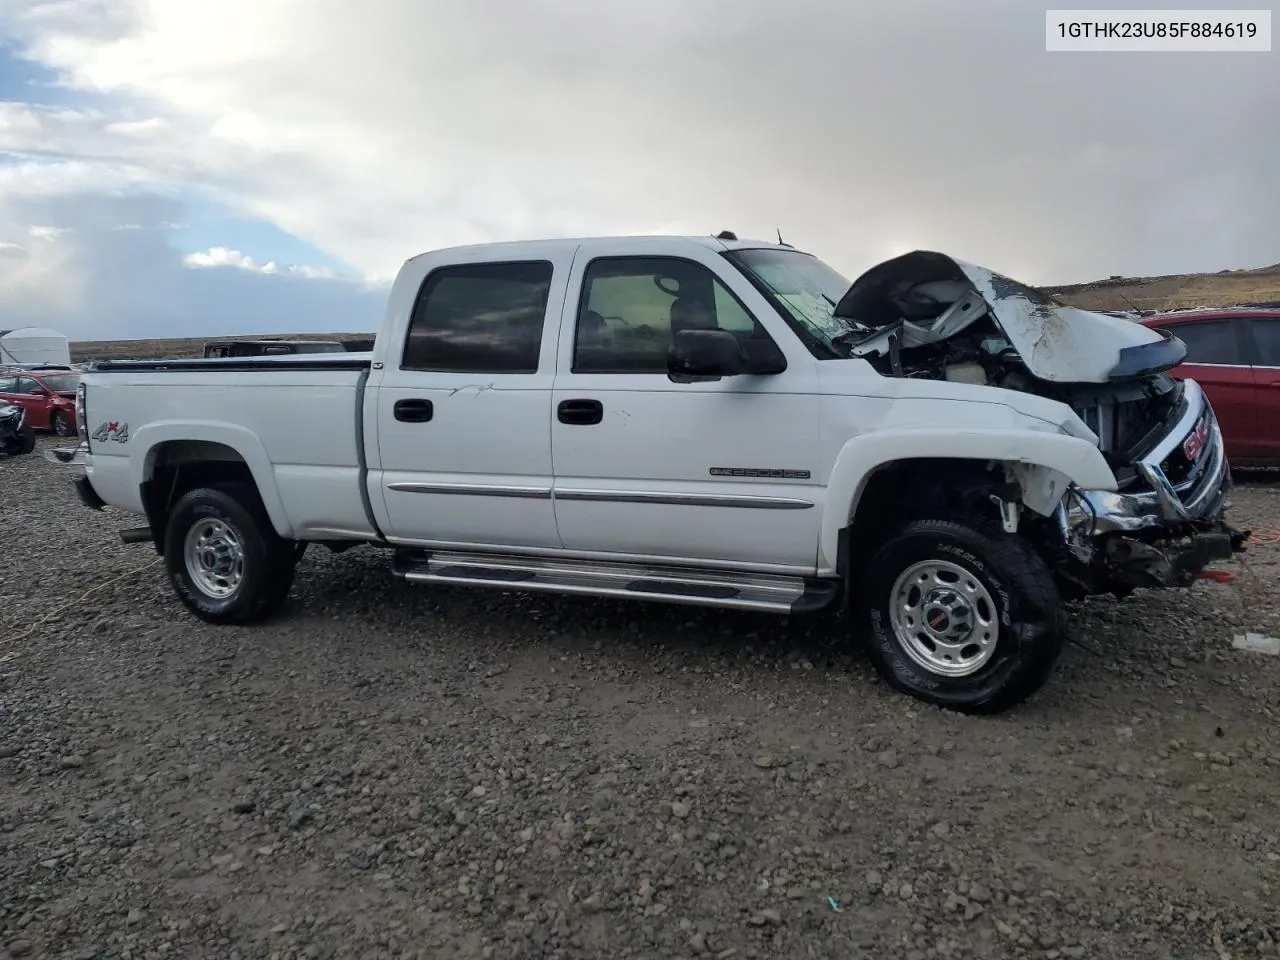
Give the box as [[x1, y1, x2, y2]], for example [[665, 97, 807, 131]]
[[58, 234, 1244, 713]]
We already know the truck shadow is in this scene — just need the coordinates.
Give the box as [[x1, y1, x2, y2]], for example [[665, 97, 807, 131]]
[[293, 548, 862, 670], [280, 545, 1249, 712]]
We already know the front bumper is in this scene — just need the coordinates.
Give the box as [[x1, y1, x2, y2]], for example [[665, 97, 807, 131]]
[[1070, 380, 1230, 534], [1061, 380, 1247, 589]]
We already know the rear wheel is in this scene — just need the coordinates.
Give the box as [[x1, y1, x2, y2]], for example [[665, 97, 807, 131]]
[[860, 518, 1065, 714], [163, 482, 297, 625], [17, 422, 35, 455]]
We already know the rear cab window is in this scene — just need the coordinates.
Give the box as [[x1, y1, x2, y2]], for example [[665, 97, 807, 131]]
[[402, 261, 555, 373]]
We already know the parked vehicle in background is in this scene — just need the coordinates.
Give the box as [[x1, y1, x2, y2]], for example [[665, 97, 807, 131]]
[[1141, 308, 1280, 468], [53, 235, 1245, 714], [202, 339, 348, 358], [0, 368, 80, 436], [0, 400, 35, 457]]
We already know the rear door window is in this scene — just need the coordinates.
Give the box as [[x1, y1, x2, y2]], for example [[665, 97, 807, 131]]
[[1246, 317, 1280, 367], [1167, 319, 1239, 365], [402, 261, 553, 373]]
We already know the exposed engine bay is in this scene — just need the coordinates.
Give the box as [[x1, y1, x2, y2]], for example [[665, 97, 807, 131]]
[[833, 264, 1186, 489], [848, 307, 1183, 488]]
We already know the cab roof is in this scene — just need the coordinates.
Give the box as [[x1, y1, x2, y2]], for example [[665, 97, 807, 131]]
[[404, 233, 793, 265]]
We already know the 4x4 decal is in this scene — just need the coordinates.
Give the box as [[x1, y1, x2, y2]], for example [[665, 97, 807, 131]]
[[91, 420, 129, 443]]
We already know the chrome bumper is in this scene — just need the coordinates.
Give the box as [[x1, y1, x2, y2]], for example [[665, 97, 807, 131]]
[[1068, 380, 1230, 536]]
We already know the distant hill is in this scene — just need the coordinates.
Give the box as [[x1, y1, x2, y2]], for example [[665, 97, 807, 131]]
[[68, 261, 1280, 361], [1045, 262, 1280, 313]]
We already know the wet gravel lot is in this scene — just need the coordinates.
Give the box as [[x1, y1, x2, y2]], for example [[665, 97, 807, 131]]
[[2, 437, 1280, 960]]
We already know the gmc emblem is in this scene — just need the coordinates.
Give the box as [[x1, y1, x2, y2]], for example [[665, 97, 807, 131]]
[[1182, 415, 1209, 462]]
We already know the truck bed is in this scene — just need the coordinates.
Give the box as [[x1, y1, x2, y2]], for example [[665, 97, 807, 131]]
[[83, 354, 379, 541]]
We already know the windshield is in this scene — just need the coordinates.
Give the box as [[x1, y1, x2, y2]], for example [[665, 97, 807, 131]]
[[39, 374, 80, 393], [724, 248, 861, 354]]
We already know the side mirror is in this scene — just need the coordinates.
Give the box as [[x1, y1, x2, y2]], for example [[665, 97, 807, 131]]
[[667, 329, 754, 380]]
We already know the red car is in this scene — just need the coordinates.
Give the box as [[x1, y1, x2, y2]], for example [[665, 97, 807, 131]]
[[0, 368, 80, 437], [1141, 308, 1280, 468]]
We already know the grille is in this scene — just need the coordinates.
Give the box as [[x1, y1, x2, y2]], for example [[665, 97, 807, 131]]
[[1173, 412, 1226, 517]]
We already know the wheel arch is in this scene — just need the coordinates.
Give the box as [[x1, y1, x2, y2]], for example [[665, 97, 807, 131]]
[[131, 423, 292, 554], [822, 428, 1116, 574]]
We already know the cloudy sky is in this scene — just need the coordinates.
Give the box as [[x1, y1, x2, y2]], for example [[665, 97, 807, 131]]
[[0, 0, 1276, 341]]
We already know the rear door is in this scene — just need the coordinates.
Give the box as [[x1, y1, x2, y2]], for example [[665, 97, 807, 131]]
[[1157, 316, 1259, 463], [1239, 314, 1280, 466], [371, 249, 575, 549]]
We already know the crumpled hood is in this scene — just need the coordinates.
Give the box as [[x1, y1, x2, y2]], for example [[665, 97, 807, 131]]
[[833, 251, 1186, 384]]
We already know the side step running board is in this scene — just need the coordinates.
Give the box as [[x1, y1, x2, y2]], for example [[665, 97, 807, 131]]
[[392, 549, 840, 615]]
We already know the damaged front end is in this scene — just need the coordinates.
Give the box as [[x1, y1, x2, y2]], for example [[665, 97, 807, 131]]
[[834, 250, 1249, 596], [1053, 384, 1248, 595]]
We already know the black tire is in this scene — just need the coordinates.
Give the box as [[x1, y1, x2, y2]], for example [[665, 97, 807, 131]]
[[163, 482, 297, 625], [17, 422, 35, 455], [51, 411, 72, 437], [860, 518, 1065, 715]]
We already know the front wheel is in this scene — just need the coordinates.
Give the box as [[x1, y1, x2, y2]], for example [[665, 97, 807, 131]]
[[861, 519, 1065, 714], [163, 482, 297, 625], [51, 411, 73, 437]]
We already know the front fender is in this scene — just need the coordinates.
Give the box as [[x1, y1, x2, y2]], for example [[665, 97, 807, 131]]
[[130, 421, 293, 538], [820, 427, 1116, 571]]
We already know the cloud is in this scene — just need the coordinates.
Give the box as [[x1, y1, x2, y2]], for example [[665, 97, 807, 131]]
[[182, 245, 340, 280], [0, 0, 1278, 342], [0, 189, 384, 341]]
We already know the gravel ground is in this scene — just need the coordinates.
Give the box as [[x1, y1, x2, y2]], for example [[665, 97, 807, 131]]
[[3, 436, 1280, 960]]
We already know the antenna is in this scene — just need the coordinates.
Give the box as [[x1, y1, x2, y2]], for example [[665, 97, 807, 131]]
[[776, 228, 792, 248]]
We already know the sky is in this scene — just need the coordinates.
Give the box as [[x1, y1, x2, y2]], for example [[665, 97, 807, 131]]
[[0, 0, 1277, 342]]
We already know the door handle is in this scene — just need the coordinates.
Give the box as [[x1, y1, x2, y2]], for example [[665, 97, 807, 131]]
[[393, 398, 434, 423], [557, 398, 604, 425]]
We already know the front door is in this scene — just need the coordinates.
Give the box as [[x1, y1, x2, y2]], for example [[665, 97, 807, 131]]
[[370, 251, 575, 549], [549, 244, 822, 572]]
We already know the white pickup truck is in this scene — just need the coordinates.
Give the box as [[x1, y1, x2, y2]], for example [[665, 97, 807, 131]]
[[54, 233, 1247, 713]]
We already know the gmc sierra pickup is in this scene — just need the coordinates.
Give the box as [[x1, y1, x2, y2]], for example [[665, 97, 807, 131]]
[[51, 234, 1247, 713]]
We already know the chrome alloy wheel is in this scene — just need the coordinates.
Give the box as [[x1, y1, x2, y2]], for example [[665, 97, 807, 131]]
[[183, 518, 245, 599], [888, 559, 999, 678]]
